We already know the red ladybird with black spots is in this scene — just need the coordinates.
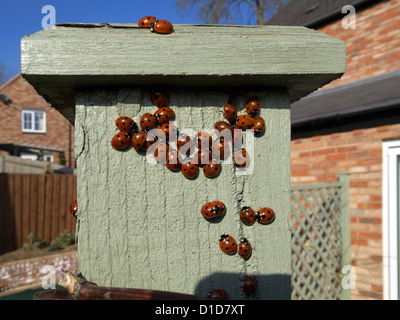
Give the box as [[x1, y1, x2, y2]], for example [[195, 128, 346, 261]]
[[150, 88, 169, 108], [201, 201, 226, 220], [151, 20, 174, 34], [111, 131, 131, 150], [223, 103, 237, 123], [203, 160, 221, 178], [115, 116, 136, 132], [240, 206, 256, 226], [245, 97, 260, 117], [140, 113, 157, 132], [219, 234, 237, 255], [238, 238, 252, 260], [257, 207, 276, 225], [138, 16, 158, 28]]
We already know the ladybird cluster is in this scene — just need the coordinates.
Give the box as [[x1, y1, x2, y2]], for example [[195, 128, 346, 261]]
[[208, 275, 258, 300], [111, 88, 266, 180], [138, 16, 174, 34]]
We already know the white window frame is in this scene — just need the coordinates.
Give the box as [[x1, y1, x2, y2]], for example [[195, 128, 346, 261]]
[[21, 108, 46, 133], [382, 140, 400, 300]]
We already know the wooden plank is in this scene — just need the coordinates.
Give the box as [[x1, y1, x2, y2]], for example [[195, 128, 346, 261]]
[[21, 24, 346, 124], [51, 175, 61, 240], [43, 174, 53, 244], [0, 174, 9, 254], [13, 174, 23, 248], [36, 174, 46, 242], [29, 174, 39, 238], [21, 174, 31, 247]]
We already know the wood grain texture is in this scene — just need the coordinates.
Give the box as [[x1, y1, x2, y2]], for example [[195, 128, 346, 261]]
[[75, 87, 291, 299], [21, 23, 346, 124]]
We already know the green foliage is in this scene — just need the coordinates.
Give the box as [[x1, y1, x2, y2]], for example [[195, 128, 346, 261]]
[[24, 233, 46, 251], [47, 230, 75, 251]]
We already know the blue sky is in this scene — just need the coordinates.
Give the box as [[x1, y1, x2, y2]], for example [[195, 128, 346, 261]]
[[0, 0, 202, 81]]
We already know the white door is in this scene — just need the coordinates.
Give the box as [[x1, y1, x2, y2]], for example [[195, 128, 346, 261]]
[[383, 140, 400, 300]]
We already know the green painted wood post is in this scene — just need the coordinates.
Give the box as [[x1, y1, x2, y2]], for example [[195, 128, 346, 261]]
[[338, 172, 352, 300], [21, 23, 346, 299]]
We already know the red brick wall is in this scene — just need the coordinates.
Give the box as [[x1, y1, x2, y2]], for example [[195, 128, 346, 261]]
[[0, 75, 75, 168], [292, 123, 400, 300], [290, 0, 400, 300], [318, 0, 400, 89]]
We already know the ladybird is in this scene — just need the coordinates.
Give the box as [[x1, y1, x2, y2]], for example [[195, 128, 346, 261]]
[[138, 16, 158, 28], [207, 289, 228, 300], [243, 276, 257, 295], [203, 160, 221, 178], [153, 143, 169, 164], [257, 207, 276, 225], [238, 238, 252, 260], [154, 107, 174, 125], [177, 133, 195, 158], [130, 131, 147, 151], [223, 103, 238, 123], [176, 133, 191, 150], [219, 234, 237, 255], [245, 97, 260, 117], [70, 200, 78, 217], [115, 116, 136, 132], [234, 149, 250, 168], [150, 88, 169, 108], [196, 148, 212, 167], [240, 206, 256, 226], [214, 121, 233, 134], [140, 113, 157, 132], [141, 130, 159, 152], [211, 139, 230, 160], [111, 131, 131, 150], [196, 131, 213, 150], [235, 115, 254, 130], [201, 201, 226, 220], [181, 160, 198, 179], [151, 19, 174, 34], [252, 116, 265, 136], [165, 149, 181, 172], [159, 123, 178, 143]]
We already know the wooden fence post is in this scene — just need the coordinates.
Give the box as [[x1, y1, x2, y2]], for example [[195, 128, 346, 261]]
[[21, 23, 345, 299]]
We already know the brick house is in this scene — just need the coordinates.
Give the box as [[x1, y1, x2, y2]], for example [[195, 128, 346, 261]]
[[0, 74, 75, 169], [268, 0, 400, 299]]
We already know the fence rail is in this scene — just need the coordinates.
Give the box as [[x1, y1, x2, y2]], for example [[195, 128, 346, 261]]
[[0, 173, 77, 255], [290, 173, 351, 300]]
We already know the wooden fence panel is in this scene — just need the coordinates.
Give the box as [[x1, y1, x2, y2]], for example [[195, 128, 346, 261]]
[[0, 173, 77, 255]]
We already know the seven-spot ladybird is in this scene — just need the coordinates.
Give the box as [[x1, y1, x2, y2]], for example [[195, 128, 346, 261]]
[[223, 103, 237, 123], [111, 131, 131, 150], [165, 149, 181, 172], [234, 149, 250, 168], [252, 116, 265, 136], [207, 289, 228, 300], [235, 115, 254, 130], [130, 131, 147, 151], [238, 238, 252, 260], [70, 200, 78, 217], [138, 16, 158, 28], [243, 276, 257, 295], [219, 234, 237, 255], [115, 116, 136, 132], [196, 131, 212, 149], [140, 113, 157, 132], [214, 121, 233, 134], [245, 97, 260, 117], [150, 88, 169, 108], [232, 129, 243, 151], [154, 107, 174, 125], [151, 20, 174, 34], [203, 160, 221, 178], [240, 206, 256, 226], [257, 207, 276, 225], [176, 133, 192, 150], [181, 160, 198, 179], [201, 201, 226, 220]]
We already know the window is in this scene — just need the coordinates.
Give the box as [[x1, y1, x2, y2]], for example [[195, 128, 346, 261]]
[[21, 108, 46, 133], [383, 140, 400, 300]]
